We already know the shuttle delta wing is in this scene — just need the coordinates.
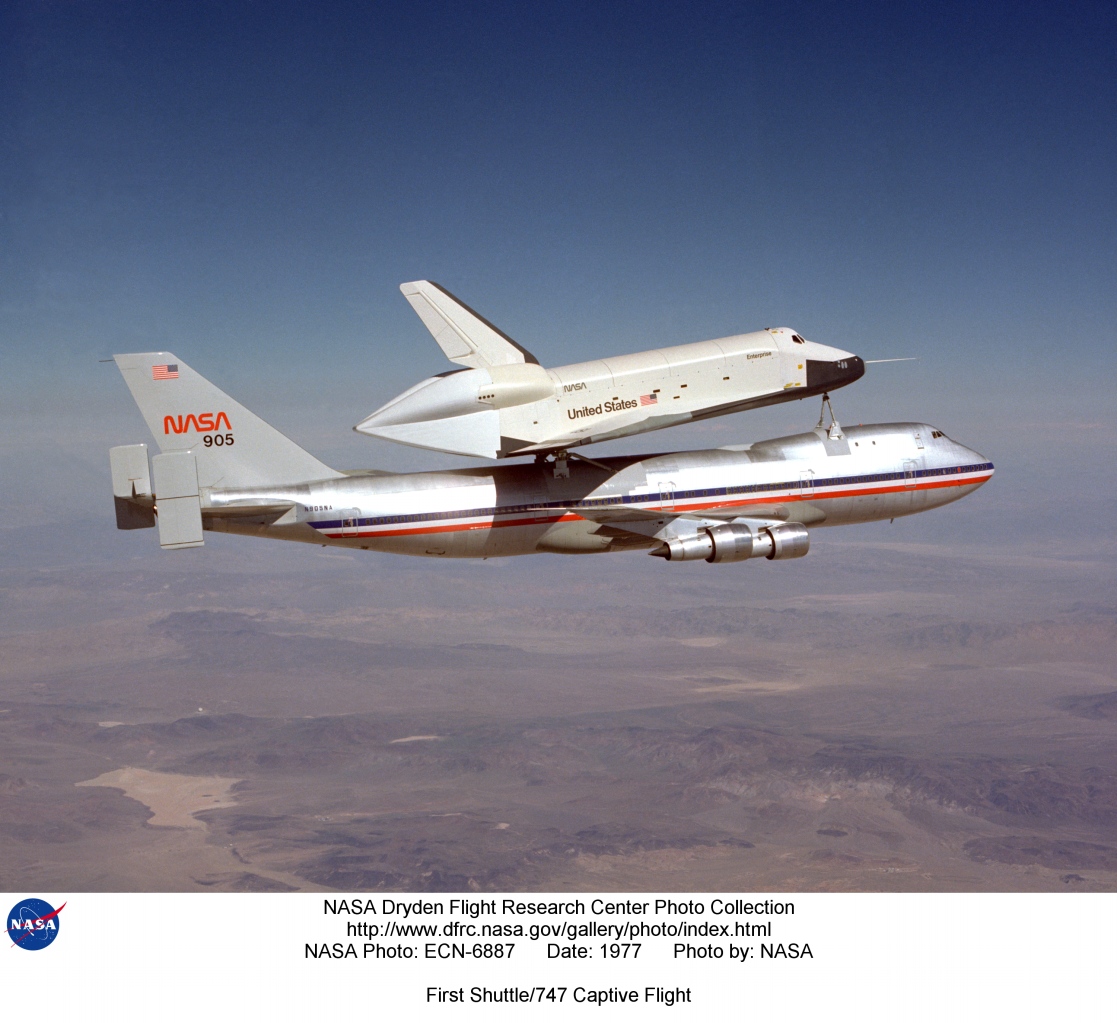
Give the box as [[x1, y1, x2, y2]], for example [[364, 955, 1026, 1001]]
[[400, 280, 539, 368]]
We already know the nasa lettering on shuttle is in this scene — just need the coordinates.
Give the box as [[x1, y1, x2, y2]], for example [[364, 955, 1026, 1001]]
[[7, 898, 64, 951], [107, 282, 991, 562]]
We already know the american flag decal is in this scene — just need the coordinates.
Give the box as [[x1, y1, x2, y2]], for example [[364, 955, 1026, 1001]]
[[152, 364, 179, 380], [639, 392, 658, 406]]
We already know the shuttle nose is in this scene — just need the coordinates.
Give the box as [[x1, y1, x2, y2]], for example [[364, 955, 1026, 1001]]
[[805, 354, 865, 392]]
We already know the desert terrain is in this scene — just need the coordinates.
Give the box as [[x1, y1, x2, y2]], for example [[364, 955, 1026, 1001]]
[[1, 521, 1113, 893]]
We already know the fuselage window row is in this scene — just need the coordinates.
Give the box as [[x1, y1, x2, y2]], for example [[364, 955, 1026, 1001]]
[[314, 463, 990, 528]]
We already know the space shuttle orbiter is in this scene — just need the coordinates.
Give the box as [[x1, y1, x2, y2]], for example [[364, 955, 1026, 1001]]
[[354, 281, 864, 459]]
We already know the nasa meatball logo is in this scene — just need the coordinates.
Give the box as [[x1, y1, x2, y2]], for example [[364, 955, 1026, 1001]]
[[7, 898, 64, 951]]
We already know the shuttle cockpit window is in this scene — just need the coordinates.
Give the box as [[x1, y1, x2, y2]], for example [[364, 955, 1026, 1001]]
[[791, 334, 806, 344]]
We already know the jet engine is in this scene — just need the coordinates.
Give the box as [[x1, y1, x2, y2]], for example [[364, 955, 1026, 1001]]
[[656, 522, 810, 563]]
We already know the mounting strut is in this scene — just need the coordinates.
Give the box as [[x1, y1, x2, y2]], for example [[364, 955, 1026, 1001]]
[[816, 392, 844, 440], [534, 448, 611, 479]]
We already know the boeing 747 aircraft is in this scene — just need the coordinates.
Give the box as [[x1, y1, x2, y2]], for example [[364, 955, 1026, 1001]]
[[354, 282, 866, 459], [109, 354, 991, 563]]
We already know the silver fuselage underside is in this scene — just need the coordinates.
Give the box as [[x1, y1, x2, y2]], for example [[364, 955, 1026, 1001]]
[[201, 423, 992, 558]]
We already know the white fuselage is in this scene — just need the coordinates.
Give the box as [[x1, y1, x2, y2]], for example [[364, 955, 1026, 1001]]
[[356, 328, 863, 459], [204, 423, 992, 560]]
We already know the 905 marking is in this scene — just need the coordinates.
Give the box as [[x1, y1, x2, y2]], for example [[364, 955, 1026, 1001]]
[[202, 433, 234, 447]]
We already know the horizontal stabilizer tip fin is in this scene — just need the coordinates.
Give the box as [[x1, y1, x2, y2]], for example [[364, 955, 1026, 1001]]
[[152, 451, 204, 548], [400, 280, 538, 369]]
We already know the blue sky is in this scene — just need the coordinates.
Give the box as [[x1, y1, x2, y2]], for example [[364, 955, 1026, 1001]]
[[3, 1, 1115, 553]]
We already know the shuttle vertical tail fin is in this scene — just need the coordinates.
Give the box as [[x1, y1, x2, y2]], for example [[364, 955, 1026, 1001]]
[[400, 280, 539, 369]]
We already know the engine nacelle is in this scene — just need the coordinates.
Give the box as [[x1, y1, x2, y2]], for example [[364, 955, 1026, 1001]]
[[766, 522, 810, 559], [661, 532, 715, 561], [706, 523, 757, 562], [656, 522, 810, 563], [704, 522, 809, 562]]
